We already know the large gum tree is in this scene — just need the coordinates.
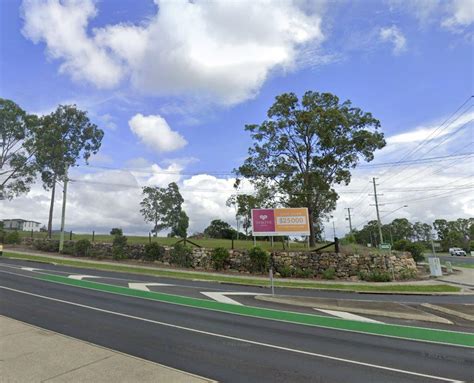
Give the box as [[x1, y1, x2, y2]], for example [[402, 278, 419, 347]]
[[0, 98, 39, 199], [237, 91, 386, 246]]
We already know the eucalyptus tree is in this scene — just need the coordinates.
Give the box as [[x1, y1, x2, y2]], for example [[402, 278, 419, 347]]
[[237, 91, 386, 246], [140, 182, 185, 237], [0, 98, 39, 199], [34, 105, 104, 237]]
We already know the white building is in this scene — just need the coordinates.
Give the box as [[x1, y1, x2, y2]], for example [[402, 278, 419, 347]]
[[3, 219, 42, 232]]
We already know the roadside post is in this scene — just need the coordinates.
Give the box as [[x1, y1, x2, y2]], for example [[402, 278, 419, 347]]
[[269, 253, 275, 296], [0, 243, 3, 256], [428, 234, 442, 277], [379, 243, 394, 280], [445, 261, 453, 274]]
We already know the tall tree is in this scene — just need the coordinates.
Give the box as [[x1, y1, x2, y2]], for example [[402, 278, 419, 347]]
[[237, 91, 385, 245], [140, 182, 184, 236], [0, 99, 39, 199], [34, 105, 104, 237], [226, 184, 274, 237], [170, 210, 189, 238], [204, 219, 236, 239], [433, 219, 449, 240], [389, 218, 413, 241], [412, 221, 432, 242]]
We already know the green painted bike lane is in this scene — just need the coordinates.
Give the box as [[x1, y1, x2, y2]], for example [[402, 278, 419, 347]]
[[38, 273, 474, 348]]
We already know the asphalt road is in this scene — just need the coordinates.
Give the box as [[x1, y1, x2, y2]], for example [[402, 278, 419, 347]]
[[438, 254, 474, 266], [1, 259, 473, 382], [1, 257, 473, 304]]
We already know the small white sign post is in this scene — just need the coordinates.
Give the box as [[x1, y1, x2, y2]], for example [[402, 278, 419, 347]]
[[428, 256, 443, 277]]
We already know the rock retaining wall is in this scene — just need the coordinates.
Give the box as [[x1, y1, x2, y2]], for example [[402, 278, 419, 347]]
[[20, 238, 417, 280]]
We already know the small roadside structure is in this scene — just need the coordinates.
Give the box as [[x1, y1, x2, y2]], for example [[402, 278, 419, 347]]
[[3, 219, 41, 232]]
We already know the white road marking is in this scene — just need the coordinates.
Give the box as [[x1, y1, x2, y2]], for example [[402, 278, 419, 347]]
[[0, 285, 463, 383], [21, 267, 41, 272], [315, 309, 383, 324], [201, 292, 268, 305], [68, 275, 101, 280], [128, 282, 173, 291]]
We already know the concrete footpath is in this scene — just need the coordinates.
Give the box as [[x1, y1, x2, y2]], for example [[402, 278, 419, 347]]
[[439, 267, 474, 288], [0, 316, 214, 383]]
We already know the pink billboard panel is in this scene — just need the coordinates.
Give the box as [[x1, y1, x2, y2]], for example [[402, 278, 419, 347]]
[[251, 209, 275, 234]]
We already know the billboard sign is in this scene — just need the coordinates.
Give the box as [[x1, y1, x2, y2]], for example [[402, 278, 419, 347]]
[[251, 208, 310, 236]]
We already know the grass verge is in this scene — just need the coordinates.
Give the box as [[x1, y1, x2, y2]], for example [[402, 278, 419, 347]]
[[2, 252, 461, 293]]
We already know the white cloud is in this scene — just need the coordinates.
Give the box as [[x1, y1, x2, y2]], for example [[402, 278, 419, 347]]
[[129, 113, 187, 153], [442, 0, 474, 30], [379, 25, 407, 55], [387, 111, 474, 145], [21, 0, 325, 105], [0, 165, 242, 235], [389, 0, 474, 33], [21, 0, 123, 88], [327, 112, 473, 238]]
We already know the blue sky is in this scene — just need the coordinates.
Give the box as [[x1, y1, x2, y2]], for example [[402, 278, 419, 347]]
[[1, 0, 472, 235]]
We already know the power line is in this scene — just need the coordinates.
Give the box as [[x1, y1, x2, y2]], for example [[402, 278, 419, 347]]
[[378, 96, 473, 183]]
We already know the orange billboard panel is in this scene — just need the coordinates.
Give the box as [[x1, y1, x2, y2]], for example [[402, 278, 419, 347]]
[[274, 208, 310, 235]]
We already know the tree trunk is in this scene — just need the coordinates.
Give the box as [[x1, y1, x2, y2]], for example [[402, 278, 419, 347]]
[[47, 176, 56, 239]]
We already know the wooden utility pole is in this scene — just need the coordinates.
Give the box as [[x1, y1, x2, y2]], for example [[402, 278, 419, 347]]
[[346, 208, 353, 234], [372, 177, 384, 245], [59, 166, 68, 252]]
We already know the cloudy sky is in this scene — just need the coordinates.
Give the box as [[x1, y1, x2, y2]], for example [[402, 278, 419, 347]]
[[0, 0, 473, 237]]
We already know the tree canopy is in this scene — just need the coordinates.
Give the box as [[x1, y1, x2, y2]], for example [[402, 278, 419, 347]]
[[237, 91, 386, 245], [204, 219, 237, 239], [140, 182, 185, 236], [0, 98, 39, 199], [33, 104, 104, 237]]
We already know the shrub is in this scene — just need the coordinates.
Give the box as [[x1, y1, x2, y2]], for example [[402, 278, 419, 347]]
[[293, 267, 314, 278], [110, 228, 123, 236], [211, 247, 230, 270], [393, 239, 411, 251], [277, 265, 293, 278], [405, 243, 425, 263], [4, 231, 21, 244], [144, 242, 165, 262], [33, 239, 59, 252], [61, 241, 75, 255], [247, 247, 269, 273], [398, 268, 417, 280], [170, 243, 193, 268], [359, 270, 392, 282], [111, 228, 127, 260], [322, 267, 336, 280], [75, 239, 92, 257]]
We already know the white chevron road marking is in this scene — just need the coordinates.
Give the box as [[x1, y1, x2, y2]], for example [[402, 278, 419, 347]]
[[201, 292, 268, 305], [315, 309, 383, 323], [68, 275, 101, 281], [128, 282, 173, 291]]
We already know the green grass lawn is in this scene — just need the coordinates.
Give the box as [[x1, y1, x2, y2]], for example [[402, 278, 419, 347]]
[[2, 252, 460, 293], [15, 231, 385, 254]]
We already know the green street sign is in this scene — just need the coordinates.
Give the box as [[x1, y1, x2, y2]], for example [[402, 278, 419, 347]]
[[379, 243, 391, 250]]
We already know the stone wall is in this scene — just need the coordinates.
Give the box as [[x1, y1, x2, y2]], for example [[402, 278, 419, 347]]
[[20, 238, 417, 280]]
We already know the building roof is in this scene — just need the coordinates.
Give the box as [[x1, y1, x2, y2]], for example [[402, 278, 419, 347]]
[[3, 219, 42, 224]]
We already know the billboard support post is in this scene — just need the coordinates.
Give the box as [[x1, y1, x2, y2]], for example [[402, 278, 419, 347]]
[[253, 236, 256, 247], [269, 266, 274, 296], [271, 236, 274, 248]]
